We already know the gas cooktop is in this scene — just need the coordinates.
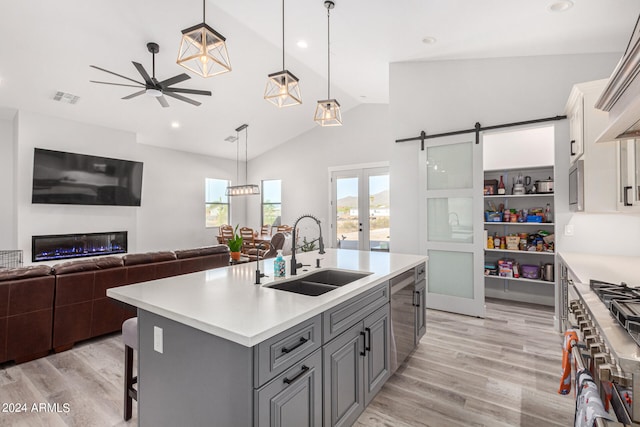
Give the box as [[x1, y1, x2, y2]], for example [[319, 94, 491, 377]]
[[591, 279, 640, 347]]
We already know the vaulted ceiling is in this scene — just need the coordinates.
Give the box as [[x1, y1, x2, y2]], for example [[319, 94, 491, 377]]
[[1, 0, 638, 159]]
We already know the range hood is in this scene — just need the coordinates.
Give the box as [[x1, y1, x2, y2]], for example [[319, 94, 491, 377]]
[[595, 15, 640, 143]]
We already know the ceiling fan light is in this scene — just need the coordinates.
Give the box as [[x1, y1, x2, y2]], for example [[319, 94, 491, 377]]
[[264, 70, 302, 107], [146, 88, 163, 97], [314, 99, 342, 126], [177, 23, 231, 77]]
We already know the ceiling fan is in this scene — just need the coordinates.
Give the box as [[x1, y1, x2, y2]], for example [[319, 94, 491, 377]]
[[90, 42, 211, 107]]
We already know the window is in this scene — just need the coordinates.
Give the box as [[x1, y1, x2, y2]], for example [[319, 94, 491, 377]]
[[205, 178, 230, 227], [262, 179, 282, 226]]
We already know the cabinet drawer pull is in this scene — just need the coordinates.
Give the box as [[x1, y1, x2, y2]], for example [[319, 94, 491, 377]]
[[413, 290, 421, 307], [283, 365, 309, 385], [570, 140, 576, 156], [360, 331, 366, 356], [281, 337, 308, 354], [365, 327, 371, 352], [624, 186, 632, 206]]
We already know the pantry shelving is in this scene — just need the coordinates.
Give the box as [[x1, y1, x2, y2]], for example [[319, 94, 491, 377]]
[[484, 164, 556, 306]]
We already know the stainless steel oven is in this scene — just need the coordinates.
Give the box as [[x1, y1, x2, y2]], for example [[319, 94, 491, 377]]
[[566, 279, 640, 426]]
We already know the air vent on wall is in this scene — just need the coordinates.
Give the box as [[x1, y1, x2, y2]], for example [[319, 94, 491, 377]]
[[53, 91, 80, 104]]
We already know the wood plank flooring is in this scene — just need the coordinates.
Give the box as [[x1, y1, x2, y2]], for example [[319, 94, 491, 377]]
[[0, 298, 573, 426]]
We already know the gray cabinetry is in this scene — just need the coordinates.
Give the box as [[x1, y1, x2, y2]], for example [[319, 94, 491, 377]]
[[254, 315, 322, 387], [323, 322, 364, 427], [414, 278, 426, 344], [255, 349, 323, 427], [363, 304, 390, 405], [323, 304, 390, 427]]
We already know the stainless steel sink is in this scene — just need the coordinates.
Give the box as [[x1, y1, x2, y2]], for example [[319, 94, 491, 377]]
[[267, 269, 371, 296]]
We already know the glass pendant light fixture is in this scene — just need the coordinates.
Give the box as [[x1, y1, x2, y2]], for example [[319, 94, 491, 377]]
[[314, 0, 342, 126], [226, 124, 260, 196], [264, 0, 302, 107], [177, 0, 231, 77]]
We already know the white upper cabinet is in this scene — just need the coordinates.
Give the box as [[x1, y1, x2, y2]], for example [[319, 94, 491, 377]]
[[617, 138, 640, 211], [564, 80, 617, 212]]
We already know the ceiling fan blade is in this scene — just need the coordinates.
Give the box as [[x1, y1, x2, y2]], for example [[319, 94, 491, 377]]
[[90, 80, 145, 89], [90, 65, 144, 86], [122, 90, 146, 100], [157, 95, 170, 108], [132, 62, 154, 86], [164, 87, 212, 96], [158, 73, 190, 88], [163, 91, 201, 107]]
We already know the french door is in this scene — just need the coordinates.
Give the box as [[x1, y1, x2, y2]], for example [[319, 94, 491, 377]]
[[420, 135, 485, 317], [331, 167, 390, 251]]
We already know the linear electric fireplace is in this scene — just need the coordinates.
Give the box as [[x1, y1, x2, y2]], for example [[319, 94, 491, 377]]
[[32, 231, 127, 262]]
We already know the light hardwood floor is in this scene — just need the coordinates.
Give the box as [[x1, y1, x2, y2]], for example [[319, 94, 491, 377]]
[[0, 298, 573, 427]]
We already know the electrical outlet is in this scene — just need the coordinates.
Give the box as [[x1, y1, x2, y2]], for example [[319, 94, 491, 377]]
[[154, 326, 163, 354], [564, 224, 575, 236]]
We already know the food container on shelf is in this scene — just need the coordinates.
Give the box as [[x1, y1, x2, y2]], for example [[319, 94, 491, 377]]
[[520, 264, 540, 279], [484, 263, 497, 276], [526, 215, 543, 223], [485, 211, 503, 222]]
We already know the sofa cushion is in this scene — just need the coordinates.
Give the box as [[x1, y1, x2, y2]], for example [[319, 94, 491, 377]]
[[95, 256, 124, 269], [175, 245, 228, 259], [124, 251, 176, 266], [0, 265, 52, 282], [52, 259, 100, 275]]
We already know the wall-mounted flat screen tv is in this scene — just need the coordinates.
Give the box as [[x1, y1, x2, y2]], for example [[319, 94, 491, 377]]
[[32, 148, 143, 206]]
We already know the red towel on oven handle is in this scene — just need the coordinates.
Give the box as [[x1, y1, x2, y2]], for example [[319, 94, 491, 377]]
[[559, 329, 579, 395]]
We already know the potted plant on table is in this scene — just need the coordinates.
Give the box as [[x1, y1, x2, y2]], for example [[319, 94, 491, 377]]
[[227, 225, 243, 261]]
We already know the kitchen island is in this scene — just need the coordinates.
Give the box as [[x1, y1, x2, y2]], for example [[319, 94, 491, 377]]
[[108, 248, 427, 427]]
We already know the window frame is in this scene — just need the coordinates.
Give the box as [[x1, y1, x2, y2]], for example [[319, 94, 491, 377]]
[[261, 179, 282, 227], [205, 178, 230, 228]]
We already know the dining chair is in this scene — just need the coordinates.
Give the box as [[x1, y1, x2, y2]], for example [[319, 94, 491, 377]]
[[260, 224, 271, 236], [276, 225, 292, 233], [220, 225, 234, 244], [239, 227, 257, 253]]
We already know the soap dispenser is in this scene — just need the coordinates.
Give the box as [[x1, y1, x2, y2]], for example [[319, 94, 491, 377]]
[[274, 250, 286, 278]]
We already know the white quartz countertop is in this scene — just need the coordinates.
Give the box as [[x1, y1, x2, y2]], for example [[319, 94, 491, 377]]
[[559, 252, 640, 285], [108, 249, 427, 347]]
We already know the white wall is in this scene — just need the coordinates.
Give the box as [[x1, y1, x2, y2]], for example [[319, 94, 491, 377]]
[[0, 117, 15, 248], [246, 104, 391, 244], [12, 110, 241, 263], [390, 53, 623, 255]]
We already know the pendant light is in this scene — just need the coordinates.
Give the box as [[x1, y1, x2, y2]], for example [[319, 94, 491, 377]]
[[226, 124, 260, 196], [264, 0, 302, 107], [177, 0, 231, 77], [314, 0, 342, 126]]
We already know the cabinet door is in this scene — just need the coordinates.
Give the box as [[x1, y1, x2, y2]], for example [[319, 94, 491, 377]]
[[255, 349, 322, 427], [323, 323, 364, 427], [363, 305, 390, 406], [618, 139, 640, 211], [414, 279, 426, 345], [569, 96, 584, 165]]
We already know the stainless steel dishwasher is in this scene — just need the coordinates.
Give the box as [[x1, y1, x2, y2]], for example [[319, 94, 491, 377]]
[[390, 268, 418, 372]]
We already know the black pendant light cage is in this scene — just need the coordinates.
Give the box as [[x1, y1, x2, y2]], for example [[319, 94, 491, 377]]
[[177, 0, 232, 77], [226, 124, 260, 196], [314, 0, 342, 126], [264, 0, 303, 107]]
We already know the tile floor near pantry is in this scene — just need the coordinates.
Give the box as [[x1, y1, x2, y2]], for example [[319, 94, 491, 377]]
[[0, 299, 573, 427]]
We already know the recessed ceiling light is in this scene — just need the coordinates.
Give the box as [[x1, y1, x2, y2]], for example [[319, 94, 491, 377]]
[[296, 40, 308, 49], [422, 36, 437, 45], [171, 121, 180, 129], [548, 1, 573, 12]]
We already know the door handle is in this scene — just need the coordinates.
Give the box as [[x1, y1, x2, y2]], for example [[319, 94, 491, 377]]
[[624, 186, 632, 206], [570, 140, 576, 156], [360, 331, 366, 356], [283, 365, 310, 385]]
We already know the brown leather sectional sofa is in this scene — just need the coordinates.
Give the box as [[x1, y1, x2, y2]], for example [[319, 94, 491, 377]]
[[0, 245, 229, 364]]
